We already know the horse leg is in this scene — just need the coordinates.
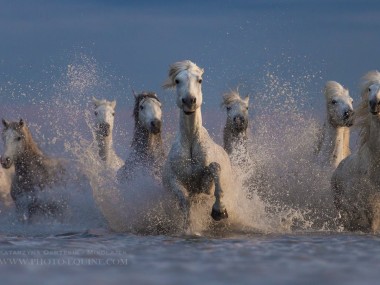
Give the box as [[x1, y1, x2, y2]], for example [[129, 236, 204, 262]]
[[370, 193, 380, 233], [163, 177, 190, 228], [208, 162, 228, 221]]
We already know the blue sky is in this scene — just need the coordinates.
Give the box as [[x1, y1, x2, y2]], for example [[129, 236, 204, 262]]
[[0, 0, 380, 120]]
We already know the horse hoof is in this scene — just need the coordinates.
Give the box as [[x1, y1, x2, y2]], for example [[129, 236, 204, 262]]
[[211, 208, 228, 221]]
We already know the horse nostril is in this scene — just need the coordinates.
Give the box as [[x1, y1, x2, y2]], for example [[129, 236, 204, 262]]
[[183, 97, 196, 106]]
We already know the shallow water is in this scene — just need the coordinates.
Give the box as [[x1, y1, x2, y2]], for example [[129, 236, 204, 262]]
[[0, 231, 379, 285]]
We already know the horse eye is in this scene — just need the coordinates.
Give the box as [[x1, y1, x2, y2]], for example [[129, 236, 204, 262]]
[[112, 113, 115, 117], [175, 79, 180, 84], [369, 88, 371, 92], [226, 107, 231, 111], [16, 137, 21, 141], [246, 107, 249, 110], [140, 105, 144, 110], [94, 111, 98, 116], [198, 79, 203, 84], [332, 100, 337, 105]]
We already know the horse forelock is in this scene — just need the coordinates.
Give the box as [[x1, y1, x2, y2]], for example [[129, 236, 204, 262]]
[[324, 81, 347, 100], [163, 60, 204, 89], [133, 92, 160, 120], [355, 70, 380, 147], [94, 98, 115, 109], [221, 90, 246, 107]]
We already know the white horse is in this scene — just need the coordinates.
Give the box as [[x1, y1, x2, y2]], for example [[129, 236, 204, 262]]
[[117, 91, 165, 182], [0, 164, 13, 207], [316, 81, 354, 168], [221, 89, 250, 167], [332, 70, 380, 232], [92, 97, 123, 170], [162, 60, 234, 226]]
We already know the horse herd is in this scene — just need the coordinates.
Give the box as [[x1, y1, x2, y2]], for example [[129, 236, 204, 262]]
[[0, 60, 380, 233]]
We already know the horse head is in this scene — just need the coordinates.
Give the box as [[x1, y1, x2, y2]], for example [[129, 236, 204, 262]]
[[324, 81, 354, 127], [222, 90, 249, 133], [163, 60, 204, 115], [93, 97, 116, 137], [134, 92, 162, 134], [1, 119, 28, 169]]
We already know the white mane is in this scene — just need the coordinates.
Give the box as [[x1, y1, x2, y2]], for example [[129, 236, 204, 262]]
[[163, 60, 204, 89], [324, 81, 349, 100]]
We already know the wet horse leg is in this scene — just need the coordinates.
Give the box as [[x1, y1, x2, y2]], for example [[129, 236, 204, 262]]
[[199, 162, 228, 221]]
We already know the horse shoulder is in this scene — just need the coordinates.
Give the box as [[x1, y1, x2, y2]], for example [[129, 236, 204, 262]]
[[199, 127, 231, 167]]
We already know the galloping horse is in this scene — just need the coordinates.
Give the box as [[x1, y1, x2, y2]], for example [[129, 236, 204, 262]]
[[92, 97, 123, 170], [117, 92, 164, 182], [221, 89, 250, 167], [316, 81, 354, 169], [332, 71, 380, 232], [162, 60, 235, 227]]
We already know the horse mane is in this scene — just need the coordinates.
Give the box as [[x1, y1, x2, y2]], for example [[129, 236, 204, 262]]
[[93, 97, 116, 108], [133, 92, 160, 122], [324, 81, 348, 100], [355, 70, 380, 147], [221, 89, 246, 107], [162, 60, 204, 89]]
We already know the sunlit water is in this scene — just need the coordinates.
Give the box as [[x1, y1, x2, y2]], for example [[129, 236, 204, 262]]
[[0, 54, 376, 283]]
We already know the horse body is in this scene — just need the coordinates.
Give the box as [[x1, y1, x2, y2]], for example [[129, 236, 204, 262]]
[[332, 71, 380, 232], [93, 98, 123, 170], [117, 92, 164, 181], [316, 81, 354, 168], [1, 119, 66, 220], [222, 89, 249, 167], [163, 60, 234, 226]]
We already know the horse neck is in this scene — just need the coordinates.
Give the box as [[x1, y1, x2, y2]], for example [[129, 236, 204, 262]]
[[131, 123, 163, 161], [367, 116, 380, 160], [223, 120, 247, 154], [96, 132, 115, 163], [15, 138, 44, 173], [179, 108, 203, 145], [319, 121, 350, 168]]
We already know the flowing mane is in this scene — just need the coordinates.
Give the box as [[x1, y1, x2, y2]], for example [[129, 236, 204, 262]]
[[355, 70, 380, 148], [221, 89, 245, 107], [162, 60, 204, 89], [324, 81, 348, 100]]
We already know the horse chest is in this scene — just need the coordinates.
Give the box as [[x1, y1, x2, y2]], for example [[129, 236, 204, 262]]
[[171, 142, 208, 182]]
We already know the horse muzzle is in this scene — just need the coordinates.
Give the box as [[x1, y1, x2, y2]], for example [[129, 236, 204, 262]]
[[97, 123, 111, 137], [369, 99, 380, 115], [150, 119, 162, 134], [343, 109, 354, 126], [182, 96, 198, 115], [0, 157, 13, 169], [233, 116, 248, 132]]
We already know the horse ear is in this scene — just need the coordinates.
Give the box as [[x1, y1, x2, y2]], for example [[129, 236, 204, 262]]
[[92, 97, 100, 107], [19, 119, 24, 127], [130, 88, 137, 99], [2, 119, 9, 128], [244, 95, 250, 104], [110, 100, 116, 109]]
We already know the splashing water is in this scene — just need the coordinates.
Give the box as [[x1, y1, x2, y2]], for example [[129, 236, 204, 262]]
[[0, 53, 340, 236]]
